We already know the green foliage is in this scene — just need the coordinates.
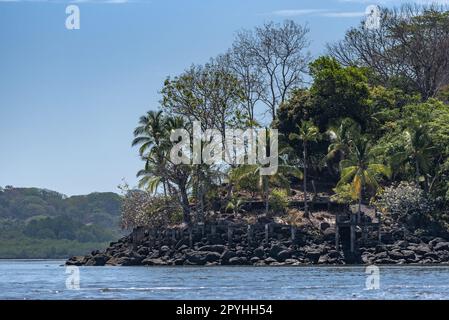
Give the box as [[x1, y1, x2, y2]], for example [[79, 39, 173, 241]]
[[229, 165, 260, 197], [0, 237, 110, 259], [338, 138, 391, 201], [309, 56, 370, 131], [0, 187, 122, 258], [269, 188, 289, 214]]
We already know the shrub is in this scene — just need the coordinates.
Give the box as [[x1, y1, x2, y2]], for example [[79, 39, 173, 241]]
[[269, 188, 289, 214], [120, 189, 183, 230], [375, 182, 434, 222]]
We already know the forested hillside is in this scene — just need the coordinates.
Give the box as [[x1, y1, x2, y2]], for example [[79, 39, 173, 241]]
[[0, 186, 123, 258]]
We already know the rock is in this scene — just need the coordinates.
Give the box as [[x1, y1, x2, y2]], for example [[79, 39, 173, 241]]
[[429, 237, 447, 247], [204, 252, 221, 263], [318, 254, 331, 264], [323, 228, 335, 241], [375, 258, 396, 264], [424, 252, 440, 260], [228, 257, 248, 265], [414, 244, 431, 255], [320, 222, 330, 231], [66, 256, 87, 266], [250, 257, 260, 263], [361, 253, 374, 264], [389, 250, 404, 260], [401, 250, 416, 260], [434, 242, 449, 251], [236, 250, 246, 257], [198, 245, 226, 254], [395, 240, 409, 248], [253, 247, 265, 259], [270, 262, 286, 266], [137, 247, 149, 256], [305, 249, 322, 262], [67, 256, 85, 266], [106, 257, 139, 266], [178, 245, 189, 252], [147, 250, 160, 259], [221, 250, 236, 264], [269, 244, 285, 258], [375, 251, 388, 260], [284, 259, 299, 265], [174, 258, 185, 266], [185, 251, 208, 265], [264, 257, 278, 264], [142, 258, 167, 266], [327, 250, 341, 259], [277, 250, 292, 262], [160, 246, 170, 253]]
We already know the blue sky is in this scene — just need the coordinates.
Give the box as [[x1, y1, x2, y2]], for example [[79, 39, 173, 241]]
[[0, 0, 445, 196]]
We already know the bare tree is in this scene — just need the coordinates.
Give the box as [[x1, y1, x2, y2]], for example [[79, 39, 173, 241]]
[[328, 4, 449, 100], [233, 20, 311, 122], [224, 42, 264, 124]]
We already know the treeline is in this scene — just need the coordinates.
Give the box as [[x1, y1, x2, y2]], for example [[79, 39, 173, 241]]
[[124, 5, 449, 236], [0, 187, 123, 258]]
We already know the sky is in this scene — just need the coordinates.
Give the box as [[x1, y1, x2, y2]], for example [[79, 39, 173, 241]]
[[0, 0, 446, 196]]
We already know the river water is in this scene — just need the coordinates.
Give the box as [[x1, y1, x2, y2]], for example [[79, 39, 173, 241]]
[[1, 260, 449, 299]]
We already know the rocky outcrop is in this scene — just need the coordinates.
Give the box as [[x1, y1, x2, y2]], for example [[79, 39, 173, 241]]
[[66, 220, 449, 266]]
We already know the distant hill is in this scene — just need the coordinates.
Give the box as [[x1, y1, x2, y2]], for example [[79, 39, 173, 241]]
[[0, 186, 123, 259]]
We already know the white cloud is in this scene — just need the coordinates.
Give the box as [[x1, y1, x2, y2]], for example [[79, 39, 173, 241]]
[[271, 9, 328, 17], [322, 11, 366, 17]]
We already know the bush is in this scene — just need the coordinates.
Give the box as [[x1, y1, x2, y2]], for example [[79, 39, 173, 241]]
[[269, 188, 289, 214], [375, 182, 434, 223], [120, 190, 183, 230]]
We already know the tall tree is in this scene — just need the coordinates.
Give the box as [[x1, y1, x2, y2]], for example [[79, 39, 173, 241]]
[[289, 121, 320, 218], [337, 138, 391, 222], [328, 5, 449, 100], [132, 113, 193, 225], [391, 124, 435, 192], [234, 20, 311, 121]]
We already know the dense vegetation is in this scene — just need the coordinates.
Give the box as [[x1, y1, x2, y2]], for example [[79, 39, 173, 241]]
[[122, 4, 449, 240], [0, 187, 123, 258]]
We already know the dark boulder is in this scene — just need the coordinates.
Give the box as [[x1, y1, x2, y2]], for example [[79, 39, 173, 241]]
[[253, 247, 265, 259], [228, 257, 248, 265], [434, 242, 449, 251], [198, 245, 226, 254], [142, 258, 168, 266], [220, 250, 236, 265], [277, 250, 292, 262]]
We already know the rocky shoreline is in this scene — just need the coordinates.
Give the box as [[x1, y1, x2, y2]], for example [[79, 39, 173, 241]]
[[66, 220, 449, 266]]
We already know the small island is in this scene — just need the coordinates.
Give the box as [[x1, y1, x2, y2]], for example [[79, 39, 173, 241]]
[[68, 4, 449, 267]]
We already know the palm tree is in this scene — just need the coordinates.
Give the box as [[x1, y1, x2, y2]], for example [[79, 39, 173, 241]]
[[326, 118, 361, 164], [289, 121, 320, 218], [338, 137, 391, 222], [132, 110, 166, 156], [230, 163, 302, 216], [133, 112, 193, 225], [391, 124, 434, 192]]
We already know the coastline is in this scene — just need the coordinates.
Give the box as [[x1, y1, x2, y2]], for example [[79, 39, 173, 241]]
[[67, 219, 449, 267]]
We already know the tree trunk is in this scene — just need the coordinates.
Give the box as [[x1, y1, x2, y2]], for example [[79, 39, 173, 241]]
[[357, 190, 362, 224], [163, 181, 167, 198], [303, 142, 309, 218], [179, 184, 191, 225], [264, 176, 269, 216]]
